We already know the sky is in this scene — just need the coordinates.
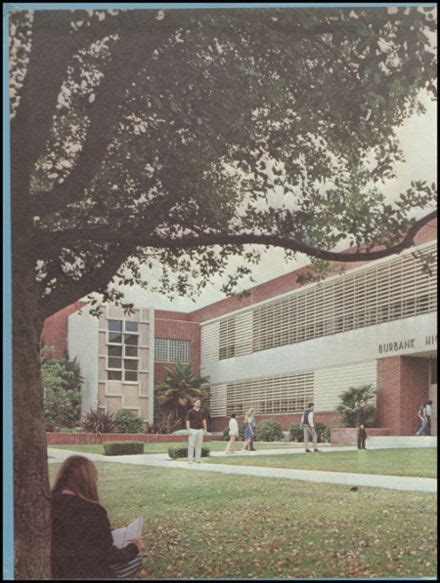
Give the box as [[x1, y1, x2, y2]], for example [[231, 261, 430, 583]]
[[119, 92, 437, 313]]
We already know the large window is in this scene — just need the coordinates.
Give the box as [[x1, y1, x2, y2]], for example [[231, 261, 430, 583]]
[[225, 371, 314, 417], [155, 338, 191, 364], [107, 320, 139, 382]]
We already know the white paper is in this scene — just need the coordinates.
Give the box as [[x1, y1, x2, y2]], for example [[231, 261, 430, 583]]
[[111, 516, 144, 549]]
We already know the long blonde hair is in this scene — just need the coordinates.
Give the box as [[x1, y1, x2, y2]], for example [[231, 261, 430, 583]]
[[52, 455, 100, 503], [246, 408, 255, 417]]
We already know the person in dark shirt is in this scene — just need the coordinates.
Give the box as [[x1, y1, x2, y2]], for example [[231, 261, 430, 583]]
[[186, 398, 208, 463], [356, 399, 367, 450], [51, 455, 143, 580]]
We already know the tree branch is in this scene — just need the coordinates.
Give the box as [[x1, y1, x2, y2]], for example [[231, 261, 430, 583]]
[[11, 12, 76, 206], [39, 243, 130, 320], [36, 209, 437, 264]]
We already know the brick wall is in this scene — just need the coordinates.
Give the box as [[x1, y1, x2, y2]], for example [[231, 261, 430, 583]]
[[41, 301, 85, 358], [154, 311, 201, 382], [377, 356, 430, 435], [330, 427, 391, 445], [46, 432, 220, 445], [413, 218, 437, 245], [209, 411, 343, 432]]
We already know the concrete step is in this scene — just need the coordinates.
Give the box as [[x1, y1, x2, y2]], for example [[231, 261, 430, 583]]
[[368, 436, 437, 448]]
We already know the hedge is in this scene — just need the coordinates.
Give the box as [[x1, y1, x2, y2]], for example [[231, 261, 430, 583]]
[[103, 441, 145, 456], [168, 446, 210, 459], [255, 420, 284, 442]]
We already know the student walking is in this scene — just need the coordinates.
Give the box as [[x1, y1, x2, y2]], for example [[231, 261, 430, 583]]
[[416, 403, 427, 435], [186, 398, 208, 463], [225, 412, 239, 453], [241, 409, 255, 451], [357, 399, 367, 449], [51, 456, 143, 580], [301, 402, 319, 453], [424, 400, 433, 436], [248, 408, 257, 451]]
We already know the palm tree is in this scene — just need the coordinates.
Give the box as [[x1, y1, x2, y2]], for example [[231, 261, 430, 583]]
[[336, 384, 377, 427], [155, 363, 210, 427]]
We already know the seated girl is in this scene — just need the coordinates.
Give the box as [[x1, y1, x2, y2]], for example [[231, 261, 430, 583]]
[[51, 455, 143, 579]]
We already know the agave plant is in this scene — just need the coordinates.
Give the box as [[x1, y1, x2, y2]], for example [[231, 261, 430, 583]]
[[81, 407, 116, 435], [155, 363, 210, 428]]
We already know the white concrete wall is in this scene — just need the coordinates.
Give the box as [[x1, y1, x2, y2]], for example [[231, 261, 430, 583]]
[[68, 308, 100, 415], [315, 361, 377, 411], [202, 313, 436, 385]]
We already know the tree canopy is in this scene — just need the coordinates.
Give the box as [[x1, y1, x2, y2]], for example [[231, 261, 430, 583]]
[[11, 7, 437, 321]]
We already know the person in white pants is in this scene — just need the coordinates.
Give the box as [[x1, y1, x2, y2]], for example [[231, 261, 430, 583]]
[[300, 402, 320, 453], [225, 413, 239, 453], [186, 398, 208, 463]]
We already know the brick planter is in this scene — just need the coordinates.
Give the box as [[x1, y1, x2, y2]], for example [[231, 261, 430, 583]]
[[330, 427, 391, 445], [46, 432, 220, 445]]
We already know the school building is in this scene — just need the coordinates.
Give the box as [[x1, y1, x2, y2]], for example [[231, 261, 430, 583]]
[[42, 220, 437, 436]]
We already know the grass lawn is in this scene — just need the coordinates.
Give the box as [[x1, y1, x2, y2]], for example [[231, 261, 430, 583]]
[[48, 462, 436, 579], [48, 441, 298, 455], [205, 448, 437, 478]]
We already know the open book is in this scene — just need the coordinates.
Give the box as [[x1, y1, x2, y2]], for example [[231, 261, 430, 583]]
[[112, 516, 144, 549]]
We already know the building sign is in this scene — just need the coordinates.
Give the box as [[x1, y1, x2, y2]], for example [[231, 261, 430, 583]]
[[378, 334, 437, 355], [378, 339, 415, 354]]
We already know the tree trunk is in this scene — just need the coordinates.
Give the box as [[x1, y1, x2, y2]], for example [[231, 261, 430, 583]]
[[13, 254, 51, 578]]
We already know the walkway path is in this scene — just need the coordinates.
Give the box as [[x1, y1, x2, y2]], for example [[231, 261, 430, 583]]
[[48, 446, 436, 493]]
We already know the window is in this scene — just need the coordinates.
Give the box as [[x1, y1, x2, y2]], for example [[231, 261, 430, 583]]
[[154, 338, 191, 364], [219, 318, 236, 359], [106, 320, 139, 382], [225, 371, 314, 417]]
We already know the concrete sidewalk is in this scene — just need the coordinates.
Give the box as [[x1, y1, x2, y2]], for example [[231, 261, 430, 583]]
[[48, 447, 437, 493]]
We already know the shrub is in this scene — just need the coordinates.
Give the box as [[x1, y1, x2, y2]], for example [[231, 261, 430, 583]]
[[149, 411, 183, 434], [289, 423, 303, 442], [42, 348, 83, 430], [255, 420, 284, 442], [319, 424, 331, 443], [103, 442, 144, 456], [289, 422, 330, 443], [81, 408, 116, 434], [168, 447, 210, 459], [336, 385, 377, 427], [114, 410, 144, 434]]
